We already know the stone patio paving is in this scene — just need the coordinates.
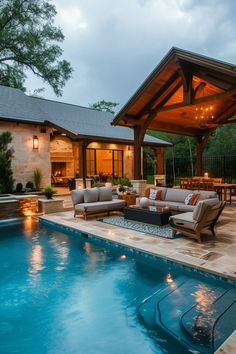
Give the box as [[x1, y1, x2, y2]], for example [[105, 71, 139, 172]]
[[40, 204, 236, 281]]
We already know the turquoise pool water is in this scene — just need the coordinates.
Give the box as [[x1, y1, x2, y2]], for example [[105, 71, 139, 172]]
[[0, 219, 235, 354]]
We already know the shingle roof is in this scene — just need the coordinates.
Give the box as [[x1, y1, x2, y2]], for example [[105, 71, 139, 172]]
[[0, 85, 171, 146]]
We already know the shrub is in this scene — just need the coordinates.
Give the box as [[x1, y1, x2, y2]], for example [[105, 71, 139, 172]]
[[44, 185, 54, 199], [33, 168, 42, 191], [16, 182, 23, 193], [25, 181, 34, 190], [0, 132, 14, 193]]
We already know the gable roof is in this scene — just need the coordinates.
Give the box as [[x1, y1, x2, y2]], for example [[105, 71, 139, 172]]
[[113, 47, 236, 136], [0, 85, 171, 146]]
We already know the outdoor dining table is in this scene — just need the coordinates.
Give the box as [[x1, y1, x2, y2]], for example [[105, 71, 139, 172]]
[[213, 183, 236, 203]]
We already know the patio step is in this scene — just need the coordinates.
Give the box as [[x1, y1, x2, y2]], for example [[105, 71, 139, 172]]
[[138, 277, 236, 353]]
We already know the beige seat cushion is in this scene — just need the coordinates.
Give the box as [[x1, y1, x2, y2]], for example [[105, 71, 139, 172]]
[[197, 190, 218, 201], [193, 198, 219, 222], [164, 188, 194, 203], [150, 200, 194, 212], [75, 199, 126, 213], [71, 189, 84, 205], [98, 187, 112, 201], [84, 188, 99, 203], [170, 212, 197, 230]]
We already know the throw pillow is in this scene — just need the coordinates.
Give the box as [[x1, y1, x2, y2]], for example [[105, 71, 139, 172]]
[[189, 192, 200, 205], [145, 187, 151, 198], [184, 193, 194, 205], [149, 188, 162, 201], [155, 189, 162, 201]]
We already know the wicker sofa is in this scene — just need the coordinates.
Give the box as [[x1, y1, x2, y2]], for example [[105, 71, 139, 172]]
[[71, 187, 126, 219], [144, 186, 218, 212]]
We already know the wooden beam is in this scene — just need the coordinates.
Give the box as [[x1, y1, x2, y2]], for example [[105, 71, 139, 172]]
[[137, 72, 180, 117], [214, 102, 236, 124], [193, 70, 232, 91], [155, 89, 236, 113], [175, 60, 193, 104], [137, 80, 183, 143]]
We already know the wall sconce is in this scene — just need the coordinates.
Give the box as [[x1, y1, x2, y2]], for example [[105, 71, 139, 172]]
[[127, 146, 131, 158], [33, 136, 39, 150]]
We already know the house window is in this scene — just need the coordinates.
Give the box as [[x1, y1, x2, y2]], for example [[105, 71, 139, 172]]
[[86, 148, 123, 179]]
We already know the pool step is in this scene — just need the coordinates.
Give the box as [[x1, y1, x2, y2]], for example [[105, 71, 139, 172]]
[[138, 277, 236, 354]]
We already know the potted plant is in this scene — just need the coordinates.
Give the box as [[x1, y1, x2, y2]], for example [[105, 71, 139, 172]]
[[44, 185, 54, 199], [33, 168, 42, 191]]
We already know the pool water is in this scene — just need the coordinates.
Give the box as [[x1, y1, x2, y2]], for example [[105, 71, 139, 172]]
[[0, 220, 235, 354]]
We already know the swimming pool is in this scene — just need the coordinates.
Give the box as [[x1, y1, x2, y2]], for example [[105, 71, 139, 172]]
[[0, 219, 235, 354]]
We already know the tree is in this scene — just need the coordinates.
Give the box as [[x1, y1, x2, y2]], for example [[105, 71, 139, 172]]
[[0, 132, 14, 193], [89, 100, 119, 114], [0, 0, 73, 96]]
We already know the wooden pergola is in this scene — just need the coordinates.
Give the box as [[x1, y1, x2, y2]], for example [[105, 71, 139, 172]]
[[112, 47, 236, 179]]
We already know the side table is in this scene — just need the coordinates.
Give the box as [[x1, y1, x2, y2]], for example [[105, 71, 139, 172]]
[[118, 194, 139, 206]]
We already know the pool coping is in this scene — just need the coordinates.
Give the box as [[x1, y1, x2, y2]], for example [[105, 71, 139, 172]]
[[39, 214, 236, 283]]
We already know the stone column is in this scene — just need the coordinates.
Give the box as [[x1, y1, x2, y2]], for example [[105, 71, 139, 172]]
[[131, 180, 147, 196]]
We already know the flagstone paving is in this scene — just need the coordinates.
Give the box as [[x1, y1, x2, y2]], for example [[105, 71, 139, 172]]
[[40, 204, 236, 281]]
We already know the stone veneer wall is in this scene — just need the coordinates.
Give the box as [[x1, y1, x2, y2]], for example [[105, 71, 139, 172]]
[[87, 142, 134, 179], [0, 121, 51, 187], [50, 136, 76, 177]]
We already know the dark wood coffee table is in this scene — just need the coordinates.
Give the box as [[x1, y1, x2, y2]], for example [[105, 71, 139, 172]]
[[124, 205, 171, 226]]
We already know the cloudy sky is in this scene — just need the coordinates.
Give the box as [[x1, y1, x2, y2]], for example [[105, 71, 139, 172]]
[[27, 0, 236, 111]]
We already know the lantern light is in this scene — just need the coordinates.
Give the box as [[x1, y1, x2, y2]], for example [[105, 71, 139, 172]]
[[33, 136, 39, 150]]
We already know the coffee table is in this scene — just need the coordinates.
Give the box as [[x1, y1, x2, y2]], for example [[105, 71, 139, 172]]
[[124, 205, 171, 226]]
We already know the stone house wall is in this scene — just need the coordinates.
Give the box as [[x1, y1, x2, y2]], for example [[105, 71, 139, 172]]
[[0, 121, 51, 188]]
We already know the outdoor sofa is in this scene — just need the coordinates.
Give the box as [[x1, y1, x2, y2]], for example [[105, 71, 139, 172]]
[[71, 187, 126, 219], [144, 186, 218, 212]]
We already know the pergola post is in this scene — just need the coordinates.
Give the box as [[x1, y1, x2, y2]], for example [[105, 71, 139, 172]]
[[133, 126, 142, 179], [79, 140, 88, 188], [156, 147, 164, 174], [196, 132, 212, 176]]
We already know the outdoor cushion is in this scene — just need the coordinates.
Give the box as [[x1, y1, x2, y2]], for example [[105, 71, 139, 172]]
[[197, 190, 217, 200], [75, 199, 126, 213], [149, 188, 162, 200], [165, 188, 193, 203], [71, 189, 84, 205], [193, 198, 219, 222], [169, 212, 197, 231], [84, 188, 99, 203], [155, 187, 168, 200], [184, 192, 200, 205], [98, 187, 112, 201], [184, 193, 194, 205]]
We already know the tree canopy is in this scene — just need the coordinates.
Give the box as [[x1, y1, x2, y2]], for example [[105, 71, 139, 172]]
[[89, 100, 119, 114], [0, 0, 73, 96]]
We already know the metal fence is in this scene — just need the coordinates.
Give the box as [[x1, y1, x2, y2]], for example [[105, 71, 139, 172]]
[[143, 154, 236, 185], [165, 155, 236, 185]]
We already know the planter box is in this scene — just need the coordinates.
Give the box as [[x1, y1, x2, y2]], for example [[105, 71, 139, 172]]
[[38, 198, 64, 214]]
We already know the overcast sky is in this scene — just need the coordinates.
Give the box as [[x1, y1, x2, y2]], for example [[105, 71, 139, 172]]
[[27, 0, 236, 111]]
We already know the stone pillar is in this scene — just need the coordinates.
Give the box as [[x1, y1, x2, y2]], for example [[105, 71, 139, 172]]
[[131, 180, 147, 197], [75, 178, 92, 189]]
